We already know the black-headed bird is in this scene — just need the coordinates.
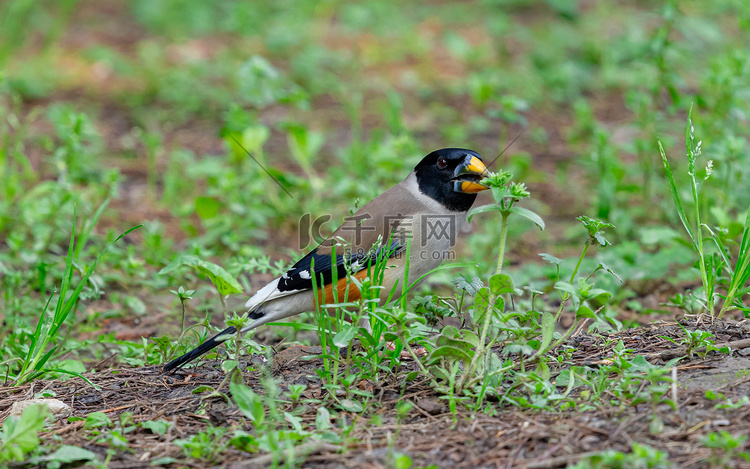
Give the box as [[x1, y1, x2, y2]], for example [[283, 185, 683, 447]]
[[163, 148, 489, 372]]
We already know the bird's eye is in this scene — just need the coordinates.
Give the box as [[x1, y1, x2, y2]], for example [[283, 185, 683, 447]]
[[437, 158, 448, 169]]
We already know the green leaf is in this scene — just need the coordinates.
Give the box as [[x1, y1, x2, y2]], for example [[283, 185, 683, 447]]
[[284, 412, 303, 432], [332, 324, 358, 348], [554, 281, 578, 298], [339, 399, 363, 412], [221, 360, 239, 373], [0, 404, 48, 461], [242, 125, 270, 153], [575, 305, 595, 319], [472, 287, 490, 326], [539, 312, 555, 353], [461, 330, 480, 348], [508, 206, 545, 230], [395, 454, 413, 469], [191, 385, 214, 394], [435, 336, 478, 356], [45, 445, 96, 467], [427, 345, 473, 363], [597, 262, 622, 283], [141, 420, 170, 435], [124, 295, 147, 315], [489, 273, 514, 295], [404, 371, 419, 382], [160, 254, 242, 296], [467, 204, 503, 222], [228, 430, 258, 453], [586, 288, 612, 301], [440, 325, 460, 339], [555, 369, 583, 388], [452, 276, 483, 295], [539, 253, 563, 265], [195, 196, 223, 220], [383, 332, 399, 342], [593, 231, 610, 247], [83, 412, 111, 430], [315, 407, 331, 430], [629, 355, 658, 372], [229, 382, 265, 427], [535, 361, 550, 381], [57, 359, 86, 376]]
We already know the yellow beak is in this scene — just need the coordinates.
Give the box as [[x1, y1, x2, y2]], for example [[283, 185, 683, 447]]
[[454, 156, 490, 193]]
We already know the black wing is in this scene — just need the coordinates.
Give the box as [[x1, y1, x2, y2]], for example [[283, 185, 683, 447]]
[[277, 240, 404, 293]]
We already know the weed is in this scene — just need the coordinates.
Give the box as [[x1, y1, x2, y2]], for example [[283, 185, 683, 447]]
[[9, 211, 139, 386], [174, 426, 228, 464], [572, 441, 671, 469], [0, 404, 48, 463], [659, 107, 750, 317], [701, 431, 750, 468], [661, 325, 717, 359]]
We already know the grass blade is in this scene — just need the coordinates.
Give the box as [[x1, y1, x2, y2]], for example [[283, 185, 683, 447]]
[[15, 219, 141, 386], [658, 139, 695, 246]]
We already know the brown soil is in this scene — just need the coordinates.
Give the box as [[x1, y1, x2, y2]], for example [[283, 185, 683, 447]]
[[4, 318, 750, 468]]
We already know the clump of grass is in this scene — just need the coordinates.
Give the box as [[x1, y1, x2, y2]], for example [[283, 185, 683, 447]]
[[659, 106, 750, 318], [8, 210, 140, 386]]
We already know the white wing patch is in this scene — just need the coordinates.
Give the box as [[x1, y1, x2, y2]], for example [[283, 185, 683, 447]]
[[244, 277, 305, 310]]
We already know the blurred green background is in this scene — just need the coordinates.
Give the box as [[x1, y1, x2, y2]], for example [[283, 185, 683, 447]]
[[1, 0, 749, 361]]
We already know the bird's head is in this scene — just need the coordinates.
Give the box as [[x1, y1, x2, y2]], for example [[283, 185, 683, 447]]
[[413, 148, 490, 212]]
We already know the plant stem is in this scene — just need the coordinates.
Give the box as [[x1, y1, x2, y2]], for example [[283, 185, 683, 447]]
[[692, 181, 712, 314], [496, 213, 510, 275], [180, 299, 186, 336], [459, 212, 511, 392], [401, 334, 429, 376], [530, 318, 583, 362], [552, 297, 567, 324], [569, 238, 591, 283]]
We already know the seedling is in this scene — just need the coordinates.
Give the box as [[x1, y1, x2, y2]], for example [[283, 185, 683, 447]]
[[701, 431, 750, 468], [661, 325, 716, 359], [0, 404, 49, 463], [169, 286, 195, 338]]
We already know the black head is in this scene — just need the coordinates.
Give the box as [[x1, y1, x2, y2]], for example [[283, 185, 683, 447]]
[[413, 148, 489, 212]]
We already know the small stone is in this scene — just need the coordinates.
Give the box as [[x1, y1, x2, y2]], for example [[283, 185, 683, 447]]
[[580, 435, 601, 450], [417, 398, 445, 415], [737, 348, 750, 357], [10, 399, 71, 419]]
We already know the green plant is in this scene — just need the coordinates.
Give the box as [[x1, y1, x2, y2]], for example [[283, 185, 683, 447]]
[[403, 169, 544, 403], [659, 107, 750, 318], [10, 212, 140, 385], [701, 431, 750, 468], [159, 254, 243, 311], [29, 445, 98, 468], [0, 404, 48, 462], [531, 216, 616, 359], [169, 286, 195, 339], [572, 441, 671, 469], [661, 326, 716, 359], [174, 426, 228, 464], [229, 377, 319, 463]]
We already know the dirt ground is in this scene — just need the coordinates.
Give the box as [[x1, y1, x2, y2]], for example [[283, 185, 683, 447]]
[[3, 318, 750, 468]]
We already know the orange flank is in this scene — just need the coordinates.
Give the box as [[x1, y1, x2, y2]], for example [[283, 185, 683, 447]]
[[318, 269, 370, 304]]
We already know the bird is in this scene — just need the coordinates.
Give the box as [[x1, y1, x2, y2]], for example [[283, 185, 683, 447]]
[[163, 148, 490, 372]]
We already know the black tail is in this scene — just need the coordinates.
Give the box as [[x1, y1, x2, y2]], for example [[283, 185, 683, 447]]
[[162, 326, 237, 372]]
